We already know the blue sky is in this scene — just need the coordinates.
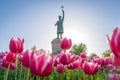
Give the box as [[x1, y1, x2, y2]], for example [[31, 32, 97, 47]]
[[0, 0, 120, 56]]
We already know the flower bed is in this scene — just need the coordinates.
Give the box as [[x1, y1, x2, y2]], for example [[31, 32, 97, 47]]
[[0, 27, 120, 80]]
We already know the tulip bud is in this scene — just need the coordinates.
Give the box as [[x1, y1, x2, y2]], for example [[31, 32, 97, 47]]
[[10, 63, 16, 70], [18, 54, 23, 62], [80, 52, 86, 58], [6, 52, 15, 63], [9, 38, 24, 53], [82, 61, 100, 75], [60, 37, 72, 50], [109, 73, 119, 80], [22, 50, 31, 68], [56, 64, 64, 73], [59, 52, 71, 65], [2, 56, 9, 68], [54, 56, 60, 66], [29, 50, 54, 77]]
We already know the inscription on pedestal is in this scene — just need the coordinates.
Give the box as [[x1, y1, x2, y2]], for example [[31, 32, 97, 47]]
[[51, 38, 62, 55]]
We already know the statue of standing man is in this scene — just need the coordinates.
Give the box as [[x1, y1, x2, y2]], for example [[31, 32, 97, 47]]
[[55, 6, 64, 38]]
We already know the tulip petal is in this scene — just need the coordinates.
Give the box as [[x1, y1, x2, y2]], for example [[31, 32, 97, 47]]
[[107, 35, 120, 58]]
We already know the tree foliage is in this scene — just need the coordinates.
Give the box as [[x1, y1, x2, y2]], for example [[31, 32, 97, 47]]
[[70, 43, 87, 55], [89, 53, 99, 58], [31, 45, 36, 50], [103, 49, 112, 57]]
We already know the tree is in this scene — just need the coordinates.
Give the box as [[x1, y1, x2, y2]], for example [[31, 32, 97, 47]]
[[70, 43, 87, 55], [89, 53, 99, 58], [102, 49, 112, 57], [31, 45, 36, 50]]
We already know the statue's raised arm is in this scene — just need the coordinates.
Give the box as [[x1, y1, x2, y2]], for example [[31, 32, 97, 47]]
[[61, 6, 64, 21]]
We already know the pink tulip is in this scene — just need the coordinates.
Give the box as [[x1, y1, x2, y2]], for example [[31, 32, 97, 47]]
[[18, 54, 23, 62], [107, 64, 117, 73], [82, 61, 100, 75], [59, 52, 71, 65], [93, 57, 101, 65], [10, 63, 16, 70], [2, 56, 9, 68], [0, 52, 7, 59], [70, 54, 76, 62], [107, 27, 120, 58], [6, 52, 15, 63], [80, 52, 86, 58], [71, 54, 81, 62], [68, 59, 82, 69], [56, 64, 64, 73], [22, 50, 31, 68], [101, 57, 112, 67], [73, 60, 82, 68], [9, 37, 24, 53], [113, 55, 120, 66], [29, 50, 54, 77], [60, 37, 72, 50], [109, 73, 119, 80], [67, 63, 74, 69], [0, 52, 7, 65], [86, 58, 92, 62], [0, 63, 2, 68], [54, 56, 60, 66]]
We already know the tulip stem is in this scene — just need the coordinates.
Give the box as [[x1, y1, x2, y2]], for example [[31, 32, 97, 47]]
[[37, 76, 40, 80], [62, 71, 64, 80], [26, 68, 30, 80], [4, 63, 10, 80], [60, 74, 62, 80], [15, 53, 18, 80], [62, 65, 65, 80], [90, 75, 93, 80], [59, 73, 62, 80], [19, 62, 22, 80], [82, 70, 85, 80]]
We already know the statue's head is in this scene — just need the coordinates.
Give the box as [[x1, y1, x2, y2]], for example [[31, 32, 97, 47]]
[[58, 15, 62, 20]]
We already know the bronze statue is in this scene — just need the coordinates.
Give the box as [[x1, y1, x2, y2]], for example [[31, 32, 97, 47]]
[[55, 6, 64, 38]]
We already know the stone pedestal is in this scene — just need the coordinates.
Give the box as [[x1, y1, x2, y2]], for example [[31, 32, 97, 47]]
[[51, 38, 62, 55]]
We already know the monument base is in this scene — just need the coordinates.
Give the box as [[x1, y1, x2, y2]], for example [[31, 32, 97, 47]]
[[51, 38, 62, 55]]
